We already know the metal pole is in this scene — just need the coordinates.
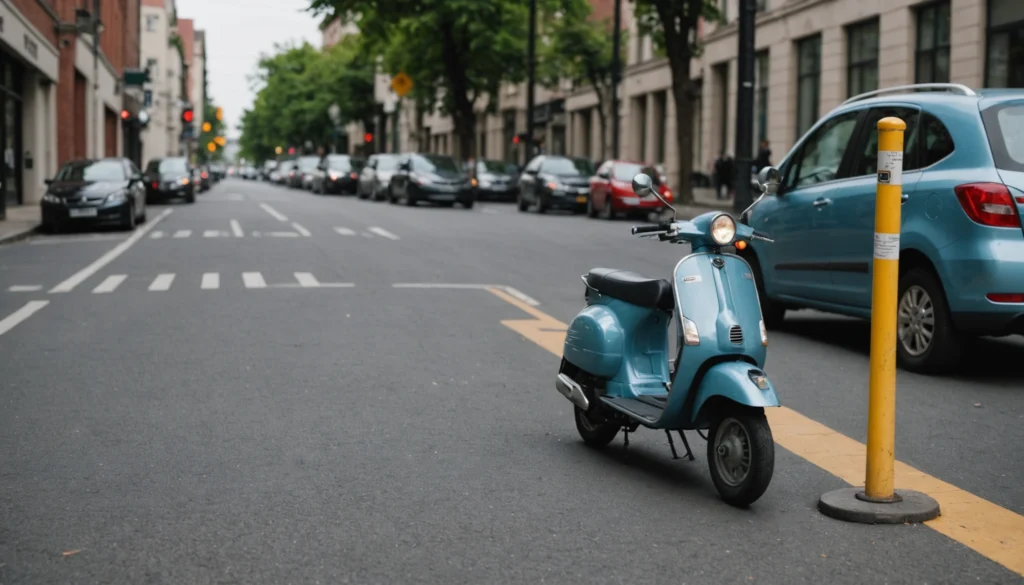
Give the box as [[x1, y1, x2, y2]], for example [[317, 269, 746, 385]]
[[732, 0, 756, 214], [393, 100, 401, 154], [610, 0, 622, 159], [92, 0, 100, 158], [526, 0, 536, 161]]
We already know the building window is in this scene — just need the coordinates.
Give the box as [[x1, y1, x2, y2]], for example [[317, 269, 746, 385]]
[[916, 2, 951, 83], [847, 20, 879, 97], [754, 51, 769, 145], [796, 35, 821, 140], [756, 0, 767, 12], [986, 0, 1024, 87], [146, 58, 157, 72], [145, 14, 159, 32]]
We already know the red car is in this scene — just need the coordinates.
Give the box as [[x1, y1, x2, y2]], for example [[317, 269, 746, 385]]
[[588, 159, 673, 219]]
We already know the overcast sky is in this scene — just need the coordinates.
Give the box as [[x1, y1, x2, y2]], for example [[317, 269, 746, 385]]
[[174, 0, 323, 138]]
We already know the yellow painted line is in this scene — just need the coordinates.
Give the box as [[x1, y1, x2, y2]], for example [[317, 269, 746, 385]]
[[486, 287, 1024, 576]]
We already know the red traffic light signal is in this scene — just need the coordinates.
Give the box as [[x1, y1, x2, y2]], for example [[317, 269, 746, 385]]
[[182, 108, 194, 124], [287, 147, 295, 155], [120, 109, 130, 120], [364, 133, 373, 143], [512, 135, 520, 145]]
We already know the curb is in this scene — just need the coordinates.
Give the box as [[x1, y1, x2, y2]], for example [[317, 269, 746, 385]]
[[0, 224, 41, 246]]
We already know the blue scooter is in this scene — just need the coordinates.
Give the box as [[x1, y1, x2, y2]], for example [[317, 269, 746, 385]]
[[555, 168, 783, 507]]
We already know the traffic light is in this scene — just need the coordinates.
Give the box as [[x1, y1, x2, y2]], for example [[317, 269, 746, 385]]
[[120, 109, 130, 120], [364, 133, 373, 143], [512, 135, 519, 145], [182, 108, 194, 124], [202, 122, 212, 133], [215, 107, 223, 121]]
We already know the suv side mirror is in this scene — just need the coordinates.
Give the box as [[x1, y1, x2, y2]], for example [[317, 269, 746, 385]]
[[130, 173, 142, 183], [597, 170, 610, 179], [44, 178, 54, 185], [756, 166, 782, 195]]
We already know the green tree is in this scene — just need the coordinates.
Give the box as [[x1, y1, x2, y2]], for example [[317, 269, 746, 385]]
[[309, 0, 550, 159], [632, 0, 720, 204], [539, 0, 624, 160]]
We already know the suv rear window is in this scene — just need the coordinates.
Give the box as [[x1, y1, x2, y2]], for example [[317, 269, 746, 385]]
[[981, 102, 1024, 172]]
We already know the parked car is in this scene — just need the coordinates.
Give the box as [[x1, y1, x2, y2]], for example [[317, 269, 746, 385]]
[[517, 155, 592, 214], [356, 154, 400, 201], [313, 154, 365, 195], [741, 83, 1024, 374], [261, 160, 278, 181], [209, 162, 226, 181], [143, 157, 196, 203], [288, 155, 319, 189], [389, 153, 474, 208], [41, 158, 147, 232], [588, 159, 673, 219], [197, 165, 212, 192], [471, 159, 520, 201]]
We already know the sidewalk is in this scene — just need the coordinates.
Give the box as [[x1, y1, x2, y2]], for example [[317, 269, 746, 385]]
[[0, 205, 41, 244]]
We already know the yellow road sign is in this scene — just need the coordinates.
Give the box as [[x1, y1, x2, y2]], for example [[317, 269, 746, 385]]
[[391, 72, 413, 97]]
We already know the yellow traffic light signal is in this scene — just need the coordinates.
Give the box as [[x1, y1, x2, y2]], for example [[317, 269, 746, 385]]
[[202, 121, 212, 133], [214, 136, 226, 147], [215, 107, 223, 121], [207, 142, 216, 152], [275, 146, 283, 154]]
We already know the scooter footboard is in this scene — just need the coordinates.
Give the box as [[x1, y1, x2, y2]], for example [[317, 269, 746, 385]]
[[690, 361, 780, 428]]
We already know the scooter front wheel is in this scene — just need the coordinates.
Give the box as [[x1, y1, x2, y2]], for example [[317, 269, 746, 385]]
[[707, 409, 774, 508], [574, 406, 619, 447]]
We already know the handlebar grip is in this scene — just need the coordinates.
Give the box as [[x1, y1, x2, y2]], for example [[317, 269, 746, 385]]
[[632, 224, 664, 235]]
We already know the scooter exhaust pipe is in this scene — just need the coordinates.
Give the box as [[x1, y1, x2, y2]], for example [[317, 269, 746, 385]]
[[555, 373, 590, 410]]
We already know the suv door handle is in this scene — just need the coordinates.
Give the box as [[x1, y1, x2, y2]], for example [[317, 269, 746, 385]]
[[812, 198, 832, 208]]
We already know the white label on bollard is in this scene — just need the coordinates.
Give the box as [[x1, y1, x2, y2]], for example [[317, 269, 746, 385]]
[[874, 233, 900, 260], [878, 151, 903, 185]]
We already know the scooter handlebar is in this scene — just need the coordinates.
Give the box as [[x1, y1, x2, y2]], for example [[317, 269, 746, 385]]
[[632, 221, 673, 235]]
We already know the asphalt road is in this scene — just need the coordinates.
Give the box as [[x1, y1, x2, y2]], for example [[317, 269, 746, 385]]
[[1, 178, 1021, 585]]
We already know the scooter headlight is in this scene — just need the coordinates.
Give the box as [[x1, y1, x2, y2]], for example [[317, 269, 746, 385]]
[[710, 214, 736, 245]]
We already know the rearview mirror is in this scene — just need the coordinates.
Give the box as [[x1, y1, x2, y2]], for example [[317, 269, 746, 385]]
[[633, 173, 676, 219], [44, 178, 53, 185], [597, 170, 610, 179], [756, 166, 781, 195]]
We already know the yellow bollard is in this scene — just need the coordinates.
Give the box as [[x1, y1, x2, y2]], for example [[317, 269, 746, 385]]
[[816, 117, 939, 524], [864, 117, 904, 501]]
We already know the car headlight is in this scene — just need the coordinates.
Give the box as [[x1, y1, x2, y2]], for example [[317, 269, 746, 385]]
[[328, 172, 338, 181], [180, 178, 189, 185], [479, 179, 492, 188], [42, 193, 61, 203], [105, 192, 127, 203], [710, 214, 736, 245]]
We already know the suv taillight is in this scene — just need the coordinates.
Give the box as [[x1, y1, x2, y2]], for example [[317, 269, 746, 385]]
[[953, 183, 1021, 228]]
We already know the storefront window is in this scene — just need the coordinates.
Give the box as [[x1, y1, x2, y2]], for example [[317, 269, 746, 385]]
[[0, 52, 23, 210], [986, 0, 1024, 87]]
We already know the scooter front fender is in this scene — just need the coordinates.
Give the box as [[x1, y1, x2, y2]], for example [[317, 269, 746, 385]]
[[690, 361, 780, 428]]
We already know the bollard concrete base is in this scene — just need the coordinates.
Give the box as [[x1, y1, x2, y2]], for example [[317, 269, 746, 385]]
[[818, 487, 940, 524]]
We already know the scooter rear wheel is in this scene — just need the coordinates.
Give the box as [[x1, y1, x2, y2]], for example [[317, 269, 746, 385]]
[[574, 406, 619, 447], [707, 409, 774, 508]]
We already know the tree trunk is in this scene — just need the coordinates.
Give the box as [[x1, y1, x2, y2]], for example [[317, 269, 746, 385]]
[[669, 70, 694, 205], [587, 68, 608, 161], [440, 21, 475, 159]]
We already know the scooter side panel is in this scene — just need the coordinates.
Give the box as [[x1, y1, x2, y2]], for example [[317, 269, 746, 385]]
[[689, 361, 780, 428], [563, 303, 625, 379]]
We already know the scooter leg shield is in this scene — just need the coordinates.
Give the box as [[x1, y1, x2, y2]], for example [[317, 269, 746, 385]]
[[563, 305, 625, 379], [690, 361, 780, 428]]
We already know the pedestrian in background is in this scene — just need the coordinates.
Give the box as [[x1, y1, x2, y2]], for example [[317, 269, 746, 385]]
[[719, 153, 734, 200], [713, 153, 725, 200], [756, 139, 772, 171]]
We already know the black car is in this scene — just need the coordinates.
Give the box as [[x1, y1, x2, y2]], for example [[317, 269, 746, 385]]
[[197, 165, 212, 192], [313, 154, 365, 195], [40, 158, 148, 232], [471, 159, 520, 201], [143, 157, 196, 203], [517, 155, 592, 214], [389, 153, 475, 208]]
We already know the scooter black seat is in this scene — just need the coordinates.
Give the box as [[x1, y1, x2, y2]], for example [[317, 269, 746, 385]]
[[586, 268, 674, 311]]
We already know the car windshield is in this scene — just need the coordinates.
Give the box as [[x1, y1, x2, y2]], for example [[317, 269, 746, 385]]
[[983, 102, 1024, 172], [572, 158, 595, 175], [413, 154, 460, 173], [613, 163, 661, 184], [297, 157, 320, 171], [542, 157, 587, 176], [328, 156, 364, 171], [375, 156, 398, 171], [55, 160, 126, 182], [478, 160, 516, 175], [147, 158, 187, 174]]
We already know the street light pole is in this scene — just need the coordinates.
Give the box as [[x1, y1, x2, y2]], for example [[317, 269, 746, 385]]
[[610, 0, 622, 159], [526, 0, 536, 163], [92, 0, 100, 158], [732, 0, 756, 215]]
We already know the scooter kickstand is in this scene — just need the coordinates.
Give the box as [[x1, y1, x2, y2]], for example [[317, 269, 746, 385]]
[[677, 430, 695, 461], [665, 430, 680, 460]]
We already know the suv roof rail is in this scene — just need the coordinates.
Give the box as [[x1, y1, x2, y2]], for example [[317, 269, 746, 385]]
[[842, 83, 977, 105]]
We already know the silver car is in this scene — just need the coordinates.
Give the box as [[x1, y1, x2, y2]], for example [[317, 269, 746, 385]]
[[356, 154, 400, 201]]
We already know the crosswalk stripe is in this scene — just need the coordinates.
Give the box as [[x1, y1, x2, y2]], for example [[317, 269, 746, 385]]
[[148, 273, 175, 291], [203, 230, 223, 238], [201, 273, 220, 289], [292, 222, 311, 237], [150, 231, 164, 239], [268, 232, 299, 237], [368, 227, 400, 240], [260, 203, 288, 221], [334, 227, 356, 236], [230, 220, 244, 237], [93, 275, 127, 293], [242, 272, 266, 288], [294, 272, 319, 287], [173, 230, 191, 238]]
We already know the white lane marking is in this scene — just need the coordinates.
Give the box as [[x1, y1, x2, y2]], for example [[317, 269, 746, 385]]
[[30, 234, 126, 245], [203, 230, 224, 238], [268, 282, 354, 289], [230, 220, 244, 237], [268, 232, 299, 238], [391, 283, 541, 306], [150, 231, 164, 239], [334, 227, 356, 236], [243, 272, 266, 288], [93, 275, 127, 294], [294, 272, 319, 287], [0, 300, 49, 337], [368, 227, 400, 240], [173, 230, 191, 238], [292, 222, 311, 237], [49, 209, 172, 294], [148, 273, 175, 291], [260, 203, 288, 221], [8, 285, 43, 292], [361, 232, 373, 238], [201, 273, 220, 290]]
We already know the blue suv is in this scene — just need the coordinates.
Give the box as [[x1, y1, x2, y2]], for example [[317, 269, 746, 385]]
[[743, 84, 1024, 374]]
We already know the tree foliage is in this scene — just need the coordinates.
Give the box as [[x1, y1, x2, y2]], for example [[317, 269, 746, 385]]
[[238, 35, 377, 163], [197, 99, 226, 162]]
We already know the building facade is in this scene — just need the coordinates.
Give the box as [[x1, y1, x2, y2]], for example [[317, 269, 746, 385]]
[[139, 0, 184, 165], [190, 28, 203, 146]]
